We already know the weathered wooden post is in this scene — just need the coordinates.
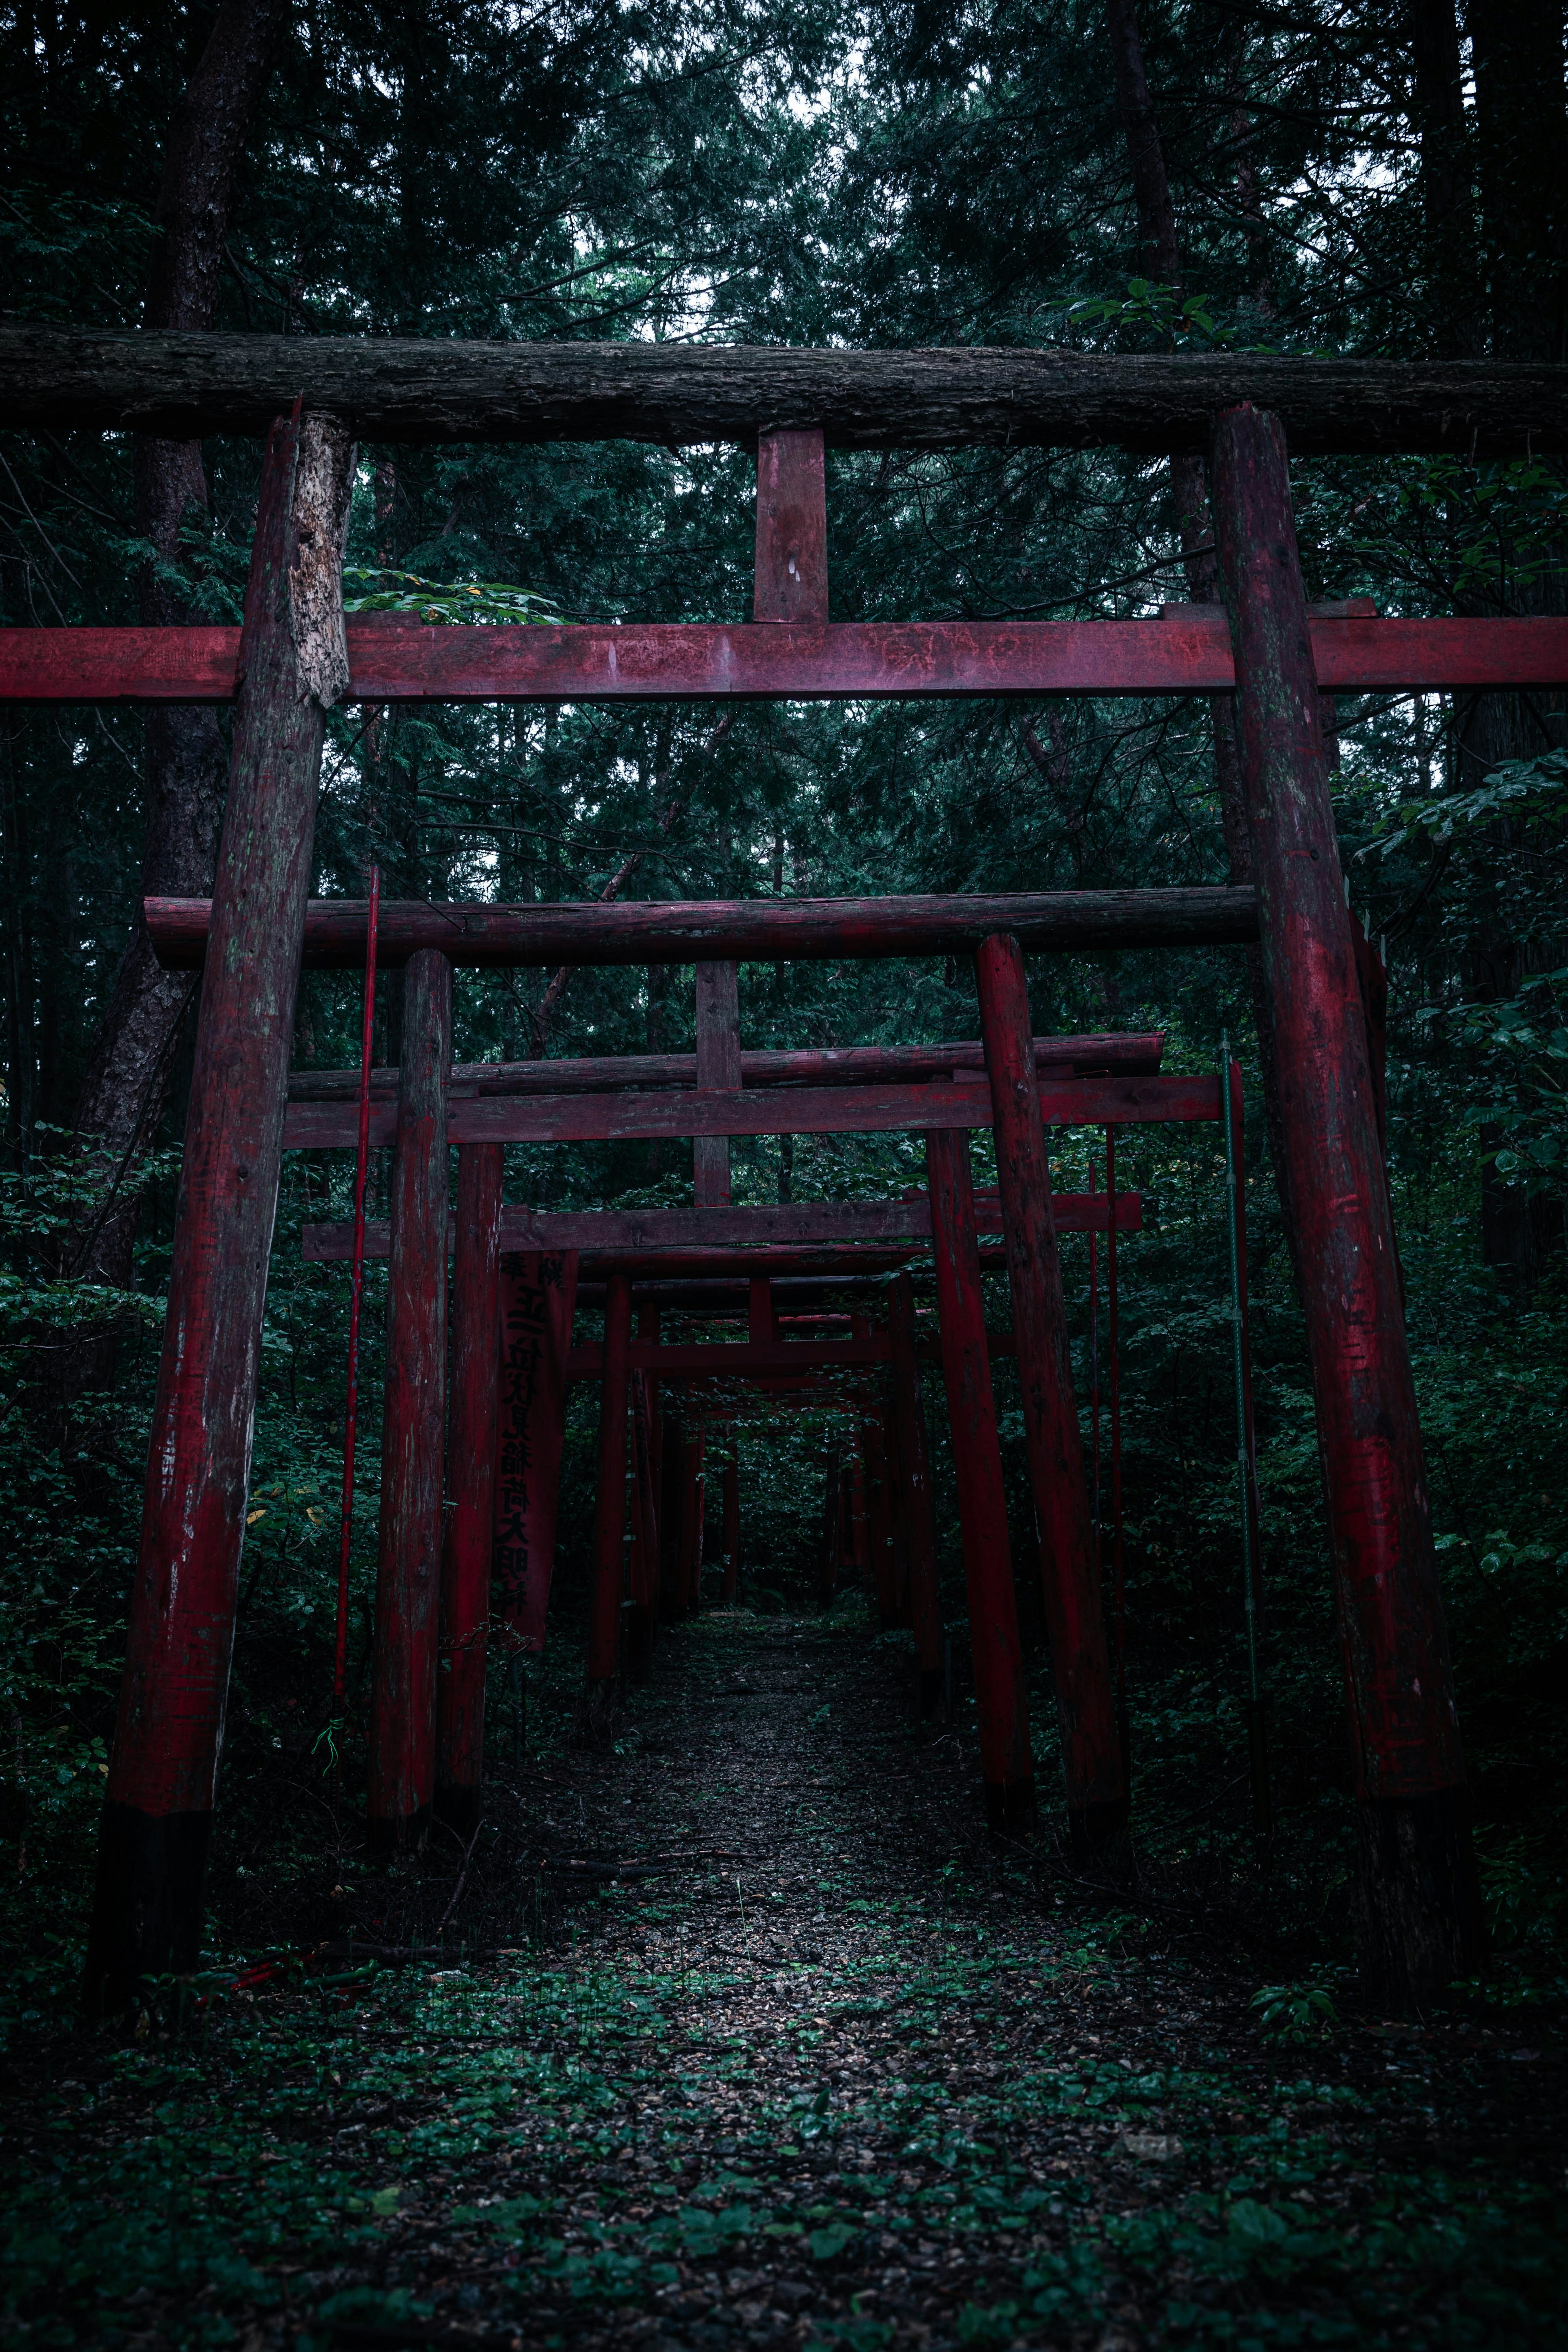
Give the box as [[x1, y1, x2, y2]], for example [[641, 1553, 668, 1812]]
[[368, 949, 452, 1852], [658, 1391, 686, 1621], [694, 959, 740, 1206], [1211, 402, 1481, 2002], [721, 1433, 740, 1602], [926, 1125, 1036, 1831], [83, 408, 354, 2014], [678, 1422, 706, 1612], [626, 1303, 660, 1678], [887, 1273, 944, 1714], [586, 1272, 634, 1725], [435, 1142, 502, 1836], [976, 934, 1125, 1841], [492, 1250, 579, 1654], [818, 1438, 842, 1606]]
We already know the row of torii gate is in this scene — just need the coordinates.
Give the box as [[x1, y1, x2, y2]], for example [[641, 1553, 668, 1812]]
[[10, 332, 1566, 2012]]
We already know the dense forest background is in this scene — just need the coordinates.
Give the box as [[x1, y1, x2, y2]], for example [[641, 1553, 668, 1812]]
[[2, 0, 1566, 1999]]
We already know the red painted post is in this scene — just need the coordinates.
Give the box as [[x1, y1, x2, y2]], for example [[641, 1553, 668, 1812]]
[[1212, 402, 1481, 2001], [82, 408, 355, 2014], [658, 1387, 686, 1622], [925, 1124, 1036, 1831], [694, 959, 740, 1206], [586, 1271, 633, 1724], [677, 1423, 706, 1611], [976, 933, 1124, 1840], [626, 1305, 660, 1678], [818, 1439, 842, 1606], [492, 1251, 579, 1654], [368, 949, 452, 1853], [434, 1142, 502, 1836], [887, 1273, 944, 1713], [721, 1432, 740, 1602], [333, 864, 380, 1750]]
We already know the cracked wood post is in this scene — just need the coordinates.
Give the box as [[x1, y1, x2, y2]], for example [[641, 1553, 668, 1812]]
[[1211, 402, 1481, 2004], [492, 1251, 578, 1657], [82, 405, 354, 2016], [976, 933, 1125, 1843], [434, 1141, 502, 1838], [368, 948, 452, 1853], [694, 960, 740, 1206], [888, 1273, 944, 1715], [585, 1271, 633, 1728], [927, 1124, 1036, 1833], [721, 1432, 740, 1603]]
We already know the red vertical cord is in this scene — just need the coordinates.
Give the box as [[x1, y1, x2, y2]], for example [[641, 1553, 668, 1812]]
[[1088, 1147, 1100, 1578], [1106, 1123, 1125, 1719], [334, 865, 380, 1722]]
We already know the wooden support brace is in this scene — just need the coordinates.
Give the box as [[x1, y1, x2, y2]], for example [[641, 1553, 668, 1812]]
[[694, 959, 741, 1206], [435, 1143, 503, 1836], [82, 406, 354, 2015], [755, 430, 828, 623], [368, 949, 453, 1852], [1211, 402, 1480, 2005]]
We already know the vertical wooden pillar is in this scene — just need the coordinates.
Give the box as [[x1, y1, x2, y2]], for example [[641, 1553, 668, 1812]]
[[368, 948, 452, 1853], [658, 1393, 686, 1621], [927, 1125, 1036, 1832], [83, 409, 355, 2013], [435, 1142, 503, 1836], [721, 1433, 740, 1603], [586, 1272, 634, 1719], [976, 933, 1125, 1841], [888, 1273, 944, 1713], [492, 1251, 579, 1654], [694, 960, 740, 1206], [748, 1275, 775, 1345], [1211, 402, 1480, 2002], [754, 429, 828, 624], [818, 1438, 842, 1606], [626, 1305, 660, 1679], [678, 1423, 706, 1611]]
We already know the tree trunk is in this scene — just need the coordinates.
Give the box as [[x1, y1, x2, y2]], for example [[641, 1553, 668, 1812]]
[[69, 0, 289, 1298]]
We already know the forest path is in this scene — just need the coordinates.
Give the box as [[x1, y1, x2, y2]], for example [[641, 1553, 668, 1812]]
[[9, 1611, 1564, 2351], [294, 1610, 1561, 2350]]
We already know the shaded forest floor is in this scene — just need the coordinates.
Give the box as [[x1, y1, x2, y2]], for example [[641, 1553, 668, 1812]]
[[4, 1610, 1567, 2351]]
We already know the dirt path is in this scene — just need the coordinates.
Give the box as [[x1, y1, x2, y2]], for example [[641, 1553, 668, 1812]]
[[4, 1611, 1565, 2349]]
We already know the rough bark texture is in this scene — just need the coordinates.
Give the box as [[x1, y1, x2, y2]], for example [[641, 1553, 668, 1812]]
[[7, 328, 1568, 453], [434, 1144, 502, 1837], [1211, 403, 1483, 2006], [81, 406, 353, 2016], [925, 1124, 1035, 1833], [149, 888, 1259, 969], [368, 950, 452, 1853], [69, 0, 289, 1293], [976, 935, 1124, 1836]]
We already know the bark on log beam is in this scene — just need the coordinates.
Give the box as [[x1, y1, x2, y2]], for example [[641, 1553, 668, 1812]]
[[286, 1032, 1165, 1102], [5, 327, 1568, 455], [149, 888, 1258, 969]]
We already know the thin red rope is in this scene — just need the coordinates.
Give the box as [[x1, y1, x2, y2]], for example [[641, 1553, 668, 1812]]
[[1106, 1122, 1125, 1712], [333, 863, 380, 1717]]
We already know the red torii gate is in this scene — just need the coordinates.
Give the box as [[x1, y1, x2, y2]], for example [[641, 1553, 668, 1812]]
[[11, 345, 1541, 2009]]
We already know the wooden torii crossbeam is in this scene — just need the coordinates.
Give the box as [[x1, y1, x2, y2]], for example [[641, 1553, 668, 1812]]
[[22, 337, 1490, 2015]]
